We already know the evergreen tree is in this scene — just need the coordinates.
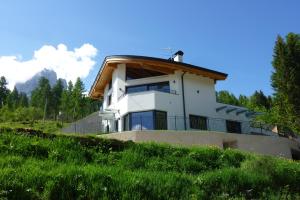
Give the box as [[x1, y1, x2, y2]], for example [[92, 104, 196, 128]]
[[31, 77, 52, 120], [7, 87, 20, 110], [216, 90, 239, 106], [249, 90, 270, 110], [19, 92, 29, 107], [238, 95, 250, 107], [0, 76, 10, 108], [82, 97, 101, 116], [51, 79, 64, 119], [271, 33, 300, 134], [72, 78, 85, 120], [61, 81, 74, 121]]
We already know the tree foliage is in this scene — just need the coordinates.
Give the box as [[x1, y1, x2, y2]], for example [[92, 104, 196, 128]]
[[0, 76, 101, 123], [51, 79, 64, 119], [216, 90, 272, 110], [271, 33, 300, 133], [216, 90, 240, 106], [0, 76, 10, 108], [72, 78, 85, 120]]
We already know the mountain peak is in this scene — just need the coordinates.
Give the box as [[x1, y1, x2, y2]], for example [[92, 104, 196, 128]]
[[15, 69, 66, 96]]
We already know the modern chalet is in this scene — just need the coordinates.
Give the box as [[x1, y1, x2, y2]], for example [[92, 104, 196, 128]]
[[89, 51, 273, 135]]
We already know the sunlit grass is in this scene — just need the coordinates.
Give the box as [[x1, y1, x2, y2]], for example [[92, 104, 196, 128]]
[[0, 127, 299, 199]]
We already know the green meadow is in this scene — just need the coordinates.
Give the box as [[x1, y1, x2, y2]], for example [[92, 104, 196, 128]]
[[0, 127, 299, 199]]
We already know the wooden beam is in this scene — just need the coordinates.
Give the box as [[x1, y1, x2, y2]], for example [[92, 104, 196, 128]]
[[108, 58, 226, 80], [127, 63, 174, 74]]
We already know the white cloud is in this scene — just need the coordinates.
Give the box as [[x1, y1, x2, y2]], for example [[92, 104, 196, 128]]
[[0, 43, 98, 89]]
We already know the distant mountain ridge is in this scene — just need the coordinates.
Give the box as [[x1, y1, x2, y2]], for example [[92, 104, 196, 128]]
[[15, 69, 67, 96]]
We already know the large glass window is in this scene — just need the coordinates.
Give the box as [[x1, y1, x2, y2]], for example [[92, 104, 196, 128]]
[[123, 114, 130, 131], [131, 111, 154, 130], [126, 85, 148, 94], [155, 111, 168, 130], [123, 110, 167, 131], [226, 120, 241, 133], [148, 82, 170, 93], [126, 82, 170, 94], [189, 115, 208, 130]]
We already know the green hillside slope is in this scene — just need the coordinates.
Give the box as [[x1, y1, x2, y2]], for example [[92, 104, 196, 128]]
[[0, 128, 299, 199]]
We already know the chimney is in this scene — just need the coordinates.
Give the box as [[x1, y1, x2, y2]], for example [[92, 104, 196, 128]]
[[173, 50, 184, 62]]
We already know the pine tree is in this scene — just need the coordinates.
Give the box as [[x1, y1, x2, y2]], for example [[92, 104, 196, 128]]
[[31, 77, 52, 120], [0, 76, 10, 108], [216, 90, 239, 106], [238, 95, 249, 107], [7, 87, 20, 110], [51, 79, 64, 120], [19, 92, 29, 107], [60, 81, 74, 121], [249, 90, 270, 110], [271, 33, 300, 134], [72, 78, 85, 120]]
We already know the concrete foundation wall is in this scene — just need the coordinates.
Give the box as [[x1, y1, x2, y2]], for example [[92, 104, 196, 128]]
[[99, 131, 300, 159]]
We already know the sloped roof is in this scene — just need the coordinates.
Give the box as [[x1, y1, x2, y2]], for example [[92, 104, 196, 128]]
[[89, 55, 228, 99]]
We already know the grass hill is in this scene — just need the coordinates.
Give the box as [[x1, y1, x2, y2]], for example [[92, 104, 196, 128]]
[[0, 126, 300, 199]]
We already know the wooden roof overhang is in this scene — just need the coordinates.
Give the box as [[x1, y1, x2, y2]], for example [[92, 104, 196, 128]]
[[89, 55, 228, 99]]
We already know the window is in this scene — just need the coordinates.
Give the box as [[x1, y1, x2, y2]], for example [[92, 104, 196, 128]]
[[126, 67, 167, 80], [131, 111, 154, 130], [122, 110, 167, 131], [126, 82, 170, 94], [126, 85, 148, 94], [108, 94, 112, 106], [148, 82, 170, 93], [123, 114, 130, 131], [108, 79, 112, 90], [226, 120, 241, 133], [155, 111, 168, 130], [189, 115, 207, 130]]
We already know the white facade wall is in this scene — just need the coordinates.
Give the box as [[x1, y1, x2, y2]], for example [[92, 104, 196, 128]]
[[100, 63, 273, 135], [183, 73, 217, 119]]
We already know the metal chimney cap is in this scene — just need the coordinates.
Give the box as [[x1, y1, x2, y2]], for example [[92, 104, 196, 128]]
[[174, 50, 184, 56]]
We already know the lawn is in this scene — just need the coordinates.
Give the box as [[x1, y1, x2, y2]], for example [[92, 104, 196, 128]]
[[0, 127, 299, 199]]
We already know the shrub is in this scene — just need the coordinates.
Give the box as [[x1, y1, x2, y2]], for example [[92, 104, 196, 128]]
[[243, 156, 300, 193], [195, 168, 271, 199]]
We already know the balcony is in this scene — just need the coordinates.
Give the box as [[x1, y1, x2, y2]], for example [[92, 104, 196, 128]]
[[116, 90, 181, 116]]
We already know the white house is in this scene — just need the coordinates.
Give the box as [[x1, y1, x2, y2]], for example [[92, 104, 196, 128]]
[[89, 51, 273, 135]]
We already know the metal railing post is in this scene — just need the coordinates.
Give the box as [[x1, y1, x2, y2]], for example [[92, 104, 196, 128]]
[[175, 116, 177, 130], [207, 118, 210, 131]]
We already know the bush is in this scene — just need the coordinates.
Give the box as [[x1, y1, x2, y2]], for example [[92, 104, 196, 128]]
[[195, 168, 271, 199], [242, 156, 300, 193]]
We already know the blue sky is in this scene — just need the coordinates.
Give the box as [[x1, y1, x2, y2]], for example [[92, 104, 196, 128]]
[[0, 0, 299, 96]]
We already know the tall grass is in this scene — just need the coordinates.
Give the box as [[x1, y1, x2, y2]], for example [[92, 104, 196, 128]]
[[0, 120, 64, 133], [0, 128, 299, 199]]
